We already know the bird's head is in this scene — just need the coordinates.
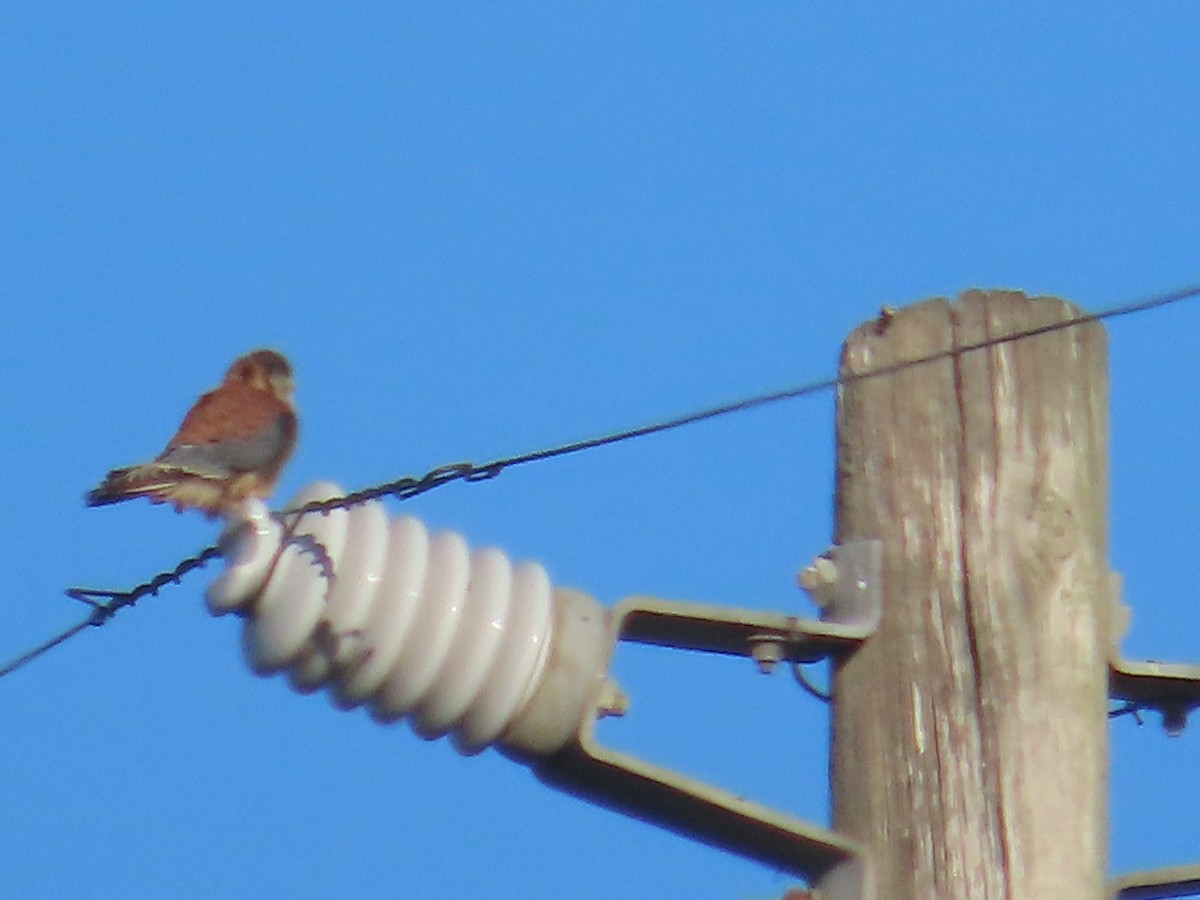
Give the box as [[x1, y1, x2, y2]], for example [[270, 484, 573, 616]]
[[226, 349, 295, 402]]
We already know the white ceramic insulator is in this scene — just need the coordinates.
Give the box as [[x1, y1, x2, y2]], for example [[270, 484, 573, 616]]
[[206, 482, 611, 756]]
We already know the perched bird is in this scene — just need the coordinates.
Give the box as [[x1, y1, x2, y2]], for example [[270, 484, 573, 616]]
[[86, 349, 299, 517]]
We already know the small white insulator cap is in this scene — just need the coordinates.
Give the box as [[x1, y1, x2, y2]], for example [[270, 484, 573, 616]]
[[206, 482, 613, 756]]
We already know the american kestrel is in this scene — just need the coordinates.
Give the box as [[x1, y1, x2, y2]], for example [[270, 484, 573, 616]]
[[86, 349, 299, 517]]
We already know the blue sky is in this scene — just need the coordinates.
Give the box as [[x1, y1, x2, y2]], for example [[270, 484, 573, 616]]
[[3, 4, 1199, 898]]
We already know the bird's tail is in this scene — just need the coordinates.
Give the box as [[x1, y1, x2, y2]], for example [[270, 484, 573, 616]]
[[85, 465, 175, 508], [85, 463, 226, 514]]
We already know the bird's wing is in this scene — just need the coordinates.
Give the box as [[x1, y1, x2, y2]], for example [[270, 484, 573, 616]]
[[158, 384, 296, 474]]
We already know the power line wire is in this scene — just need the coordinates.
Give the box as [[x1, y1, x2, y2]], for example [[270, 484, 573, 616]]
[[0, 546, 223, 679], [298, 281, 1200, 511], [3, 283, 1199, 681]]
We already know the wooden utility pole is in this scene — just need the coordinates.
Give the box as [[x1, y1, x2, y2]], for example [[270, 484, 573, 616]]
[[831, 290, 1112, 899]]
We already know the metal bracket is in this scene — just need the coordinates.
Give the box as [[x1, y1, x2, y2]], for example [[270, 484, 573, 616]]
[[1109, 654, 1200, 736], [1105, 579, 1200, 898], [1108, 575, 1200, 735], [530, 540, 882, 899], [796, 539, 883, 636], [1109, 863, 1200, 899]]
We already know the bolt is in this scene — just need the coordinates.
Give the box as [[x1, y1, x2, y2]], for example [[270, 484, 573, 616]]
[[874, 305, 897, 335], [1163, 705, 1188, 737], [798, 556, 839, 607], [750, 638, 783, 674], [595, 678, 629, 719]]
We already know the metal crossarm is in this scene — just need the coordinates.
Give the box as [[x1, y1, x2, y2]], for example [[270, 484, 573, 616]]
[[528, 541, 882, 899], [1109, 864, 1200, 900]]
